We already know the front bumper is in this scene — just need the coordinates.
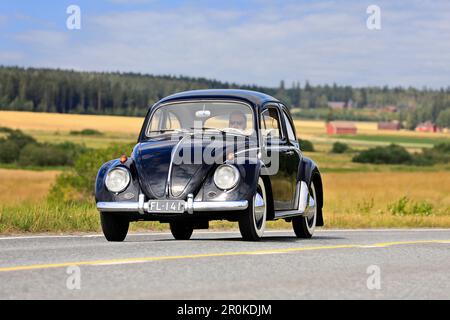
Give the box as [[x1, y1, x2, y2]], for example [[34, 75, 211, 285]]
[[96, 194, 248, 214]]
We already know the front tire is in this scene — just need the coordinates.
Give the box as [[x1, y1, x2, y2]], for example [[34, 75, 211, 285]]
[[170, 223, 194, 240], [100, 212, 129, 242], [239, 177, 267, 241], [292, 180, 317, 238]]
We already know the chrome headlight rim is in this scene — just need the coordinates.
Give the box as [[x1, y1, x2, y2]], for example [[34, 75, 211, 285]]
[[213, 164, 240, 191], [105, 167, 131, 193]]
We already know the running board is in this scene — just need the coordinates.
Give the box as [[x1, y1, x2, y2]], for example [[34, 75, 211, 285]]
[[274, 181, 315, 219]]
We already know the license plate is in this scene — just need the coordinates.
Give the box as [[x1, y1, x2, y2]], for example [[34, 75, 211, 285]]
[[147, 200, 185, 213]]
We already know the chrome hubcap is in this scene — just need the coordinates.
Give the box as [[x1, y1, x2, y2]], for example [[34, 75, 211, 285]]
[[305, 183, 317, 233], [254, 192, 265, 229], [253, 179, 267, 233]]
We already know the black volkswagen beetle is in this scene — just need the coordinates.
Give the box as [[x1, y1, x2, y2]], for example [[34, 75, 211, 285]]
[[96, 89, 323, 241]]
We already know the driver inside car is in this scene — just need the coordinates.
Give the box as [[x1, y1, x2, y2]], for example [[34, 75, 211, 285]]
[[229, 111, 247, 130]]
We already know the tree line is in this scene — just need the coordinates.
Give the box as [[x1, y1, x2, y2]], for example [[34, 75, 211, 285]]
[[0, 66, 449, 127]]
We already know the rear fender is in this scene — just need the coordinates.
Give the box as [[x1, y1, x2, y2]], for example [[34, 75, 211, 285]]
[[298, 157, 324, 226]]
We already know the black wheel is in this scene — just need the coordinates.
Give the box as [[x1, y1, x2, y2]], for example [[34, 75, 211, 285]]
[[170, 223, 194, 240], [292, 180, 317, 238], [238, 177, 267, 241], [100, 212, 129, 242]]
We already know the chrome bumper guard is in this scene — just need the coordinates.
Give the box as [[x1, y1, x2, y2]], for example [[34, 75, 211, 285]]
[[96, 194, 248, 215]]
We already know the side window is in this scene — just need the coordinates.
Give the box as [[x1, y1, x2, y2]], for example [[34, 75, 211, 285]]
[[148, 109, 181, 133], [168, 112, 181, 129], [282, 111, 296, 142], [261, 107, 282, 139], [149, 109, 163, 131]]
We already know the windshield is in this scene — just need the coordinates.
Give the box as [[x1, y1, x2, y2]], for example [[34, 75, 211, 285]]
[[146, 101, 255, 137]]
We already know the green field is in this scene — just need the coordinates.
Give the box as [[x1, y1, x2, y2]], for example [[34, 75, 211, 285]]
[[333, 134, 449, 148]]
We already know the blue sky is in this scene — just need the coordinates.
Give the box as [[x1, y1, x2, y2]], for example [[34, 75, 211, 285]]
[[1, 0, 450, 88]]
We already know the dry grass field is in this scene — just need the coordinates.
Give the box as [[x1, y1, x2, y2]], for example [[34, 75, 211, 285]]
[[323, 171, 450, 228], [0, 110, 449, 233], [3, 110, 449, 137], [1, 169, 449, 233], [0, 111, 144, 134], [2, 110, 448, 150], [294, 118, 449, 137], [0, 169, 60, 205]]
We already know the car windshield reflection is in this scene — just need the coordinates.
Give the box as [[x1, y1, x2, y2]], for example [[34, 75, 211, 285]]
[[146, 101, 256, 137]]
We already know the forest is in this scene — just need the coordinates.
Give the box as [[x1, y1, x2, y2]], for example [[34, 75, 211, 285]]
[[1, 66, 449, 128]]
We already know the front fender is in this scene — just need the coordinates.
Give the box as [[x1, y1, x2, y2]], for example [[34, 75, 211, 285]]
[[198, 160, 262, 203], [95, 158, 141, 203]]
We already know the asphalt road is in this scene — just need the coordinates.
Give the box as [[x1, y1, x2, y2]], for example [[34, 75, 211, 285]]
[[0, 229, 449, 299]]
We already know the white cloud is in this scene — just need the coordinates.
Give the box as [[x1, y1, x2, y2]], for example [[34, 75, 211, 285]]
[[15, 30, 68, 47], [0, 51, 24, 62], [5, 0, 450, 88], [107, 0, 156, 4]]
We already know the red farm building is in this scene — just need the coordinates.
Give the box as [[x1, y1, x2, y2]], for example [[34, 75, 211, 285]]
[[415, 121, 438, 133], [326, 121, 357, 135]]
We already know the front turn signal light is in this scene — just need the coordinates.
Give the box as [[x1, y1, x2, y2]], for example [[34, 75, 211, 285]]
[[120, 155, 128, 164]]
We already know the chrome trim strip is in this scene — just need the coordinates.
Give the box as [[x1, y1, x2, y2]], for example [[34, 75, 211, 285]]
[[234, 147, 260, 156], [193, 200, 248, 212], [138, 193, 145, 215], [96, 199, 248, 213], [273, 211, 300, 219], [97, 202, 140, 212], [187, 193, 194, 214], [166, 134, 190, 197], [298, 180, 309, 213]]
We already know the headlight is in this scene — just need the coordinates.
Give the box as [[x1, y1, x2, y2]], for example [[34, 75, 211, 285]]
[[213, 165, 240, 190], [105, 167, 131, 193]]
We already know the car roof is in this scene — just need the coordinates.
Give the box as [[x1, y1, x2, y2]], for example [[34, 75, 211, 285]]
[[155, 89, 280, 109]]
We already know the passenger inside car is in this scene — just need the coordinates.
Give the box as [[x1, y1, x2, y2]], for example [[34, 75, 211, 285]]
[[228, 111, 247, 130]]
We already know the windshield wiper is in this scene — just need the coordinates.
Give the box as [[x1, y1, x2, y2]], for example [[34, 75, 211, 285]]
[[189, 127, 224, 132], [147, 129, 175, 133], [189, 127, 251, 138], [147, 129, 190, 134]]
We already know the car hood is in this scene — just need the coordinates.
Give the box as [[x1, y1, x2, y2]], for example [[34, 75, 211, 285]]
[[133, 133, 255, 199]]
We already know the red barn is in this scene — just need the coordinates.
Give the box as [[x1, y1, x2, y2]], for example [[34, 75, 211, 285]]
[[326, 121, 357, 135], [415, 121, 438, 133]]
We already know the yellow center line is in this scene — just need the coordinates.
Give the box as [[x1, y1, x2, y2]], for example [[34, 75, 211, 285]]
[[0, 239, 449, 273]]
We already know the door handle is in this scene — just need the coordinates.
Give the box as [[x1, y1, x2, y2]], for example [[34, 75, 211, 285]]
[[286, 150, 294, 155]]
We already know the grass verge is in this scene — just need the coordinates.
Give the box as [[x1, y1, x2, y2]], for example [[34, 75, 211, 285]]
[[1, 201, 449, 235], [1, 165, 449, 234]]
